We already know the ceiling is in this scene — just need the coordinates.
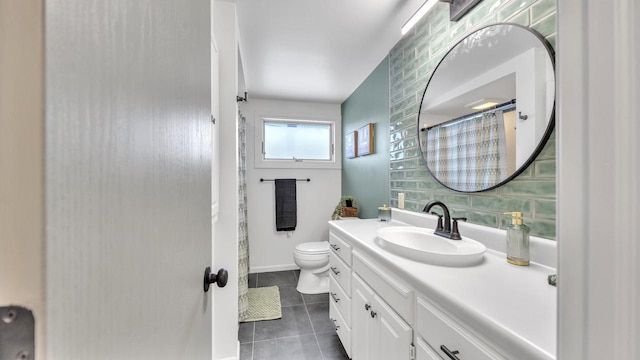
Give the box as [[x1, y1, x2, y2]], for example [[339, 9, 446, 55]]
[[235, 0, 427, 104]]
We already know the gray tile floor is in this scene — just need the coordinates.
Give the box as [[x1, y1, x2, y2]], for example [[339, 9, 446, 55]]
[[239, 270, 350, 360]]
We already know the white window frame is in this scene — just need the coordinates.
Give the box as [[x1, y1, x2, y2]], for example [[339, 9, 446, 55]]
[[254, 116, 340, 169]]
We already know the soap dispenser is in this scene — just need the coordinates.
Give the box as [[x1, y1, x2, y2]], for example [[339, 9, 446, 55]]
[[504, 212, 530, 266]]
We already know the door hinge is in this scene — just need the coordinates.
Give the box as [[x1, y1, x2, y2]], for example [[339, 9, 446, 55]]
[[410, 343, 416, 360], [331, 143, 335, 155], [1, 306, 35, 360]]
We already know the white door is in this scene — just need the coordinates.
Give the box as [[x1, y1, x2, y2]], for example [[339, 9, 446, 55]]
[[211, 33, 221, 358], [211, 23, 220, 226], [42, 0, 215, 358]]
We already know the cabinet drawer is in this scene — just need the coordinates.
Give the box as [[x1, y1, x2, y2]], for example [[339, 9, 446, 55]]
[[330, 298, 352, 358], [330, 250, 351, 296], [329, 231, 352, 266], [416, 336, 443, 360], [352, 250, 413, 324], [416, 296, 504, 360], [329, 275, 351, 326]]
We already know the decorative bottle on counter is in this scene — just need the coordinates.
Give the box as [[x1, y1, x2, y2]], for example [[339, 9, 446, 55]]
[[378, 204, 391, 221], [504, 212, 530, 266]]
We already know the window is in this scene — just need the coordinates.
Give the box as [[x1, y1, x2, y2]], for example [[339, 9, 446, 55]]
[[258, 118, 336, 168], [263, 120, 332, 160]]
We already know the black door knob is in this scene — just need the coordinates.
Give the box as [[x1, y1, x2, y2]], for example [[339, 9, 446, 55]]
[[204, 266, 228, 292]]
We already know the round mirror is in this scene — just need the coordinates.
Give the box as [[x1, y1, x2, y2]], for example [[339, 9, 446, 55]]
[[418, 23, 555, 192]]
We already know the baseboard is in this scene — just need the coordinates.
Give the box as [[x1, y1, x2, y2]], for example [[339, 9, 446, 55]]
[[250, 264, 299, 273], [215, 342, 239, 360], [216, 355, 238, 360]]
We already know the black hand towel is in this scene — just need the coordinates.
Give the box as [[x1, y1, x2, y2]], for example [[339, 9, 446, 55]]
[[275, 179, 297, 231]]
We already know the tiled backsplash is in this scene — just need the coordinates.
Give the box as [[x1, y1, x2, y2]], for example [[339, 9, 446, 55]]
[[388, 0, 557, 239]]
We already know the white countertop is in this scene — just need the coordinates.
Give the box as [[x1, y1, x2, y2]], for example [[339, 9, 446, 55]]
[[329, 217, 557, 360]]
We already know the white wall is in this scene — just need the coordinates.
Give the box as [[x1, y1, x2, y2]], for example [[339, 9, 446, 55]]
[[244, 99, 342, 273], [558, 0, 640, 358], [213, 1, 241, 358]]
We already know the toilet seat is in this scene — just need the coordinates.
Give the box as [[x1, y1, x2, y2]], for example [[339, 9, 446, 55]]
[[294, 241, 330, 255]]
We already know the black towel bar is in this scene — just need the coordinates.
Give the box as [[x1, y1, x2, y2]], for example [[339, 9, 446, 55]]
[[260, 178, 310, 182]]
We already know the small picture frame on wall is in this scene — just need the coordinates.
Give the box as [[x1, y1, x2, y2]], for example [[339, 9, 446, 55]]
[[357, 123, 374, 156], [345, 131, 357, 159]]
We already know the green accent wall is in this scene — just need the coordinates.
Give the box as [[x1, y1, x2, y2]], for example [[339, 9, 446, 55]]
[[342, 0, 557, 239], [341, 57, 390, 219]]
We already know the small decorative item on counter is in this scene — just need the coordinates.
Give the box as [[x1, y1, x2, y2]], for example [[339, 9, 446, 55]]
[[331, 196, 358, 220], [378, 204, 391, 222], [504, 211, 530, 266], [341, 206, 358, 218]]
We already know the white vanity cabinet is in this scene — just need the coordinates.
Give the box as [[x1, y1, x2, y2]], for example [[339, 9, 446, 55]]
[[415, 336, 445, 360], [329, 231, 353, 358], [415, 296, 504, 360], [329, 229, 413, 360], [328, 216, 557, 360], [350, 247, 414, 360], [352, 273, 413, 360], [351, 274, 375, 360]]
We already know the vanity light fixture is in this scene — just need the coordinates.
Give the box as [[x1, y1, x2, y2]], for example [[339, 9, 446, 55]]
[[403, 1, 485, 31], [401, 0, 441, 35], [466, 98, 505, 110], [471, 101, 500, 110]]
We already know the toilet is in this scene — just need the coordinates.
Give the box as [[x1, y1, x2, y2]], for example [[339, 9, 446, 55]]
[[293, 241, 330, 294]]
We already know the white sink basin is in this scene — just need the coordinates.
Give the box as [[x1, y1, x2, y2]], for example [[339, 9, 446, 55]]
[[376, 226, 486, 267]]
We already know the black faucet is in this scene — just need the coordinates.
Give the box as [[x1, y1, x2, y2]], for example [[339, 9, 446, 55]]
[[423, 201, 466, 240]]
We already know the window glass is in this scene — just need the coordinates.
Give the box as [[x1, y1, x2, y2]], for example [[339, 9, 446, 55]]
[[263, 120, 333, 161]]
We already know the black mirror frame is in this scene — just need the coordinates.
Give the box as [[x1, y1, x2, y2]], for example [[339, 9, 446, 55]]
[[417, 22, 556, 193]]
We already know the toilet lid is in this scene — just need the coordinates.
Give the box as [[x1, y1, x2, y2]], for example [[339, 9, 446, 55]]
[[295, 241, 330, 255]]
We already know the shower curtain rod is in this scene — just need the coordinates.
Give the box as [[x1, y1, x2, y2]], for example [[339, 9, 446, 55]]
[[423, 99, 516, 131], [260, 178, 311, 182]]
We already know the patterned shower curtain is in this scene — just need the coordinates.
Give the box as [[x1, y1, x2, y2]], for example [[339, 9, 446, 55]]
[[238, 110, 250, 321], [426, 110, 508, 191]]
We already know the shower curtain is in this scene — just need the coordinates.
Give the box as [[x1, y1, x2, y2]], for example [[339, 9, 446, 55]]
[[238, 110, 250, 321], [426, 110, 508, 191]]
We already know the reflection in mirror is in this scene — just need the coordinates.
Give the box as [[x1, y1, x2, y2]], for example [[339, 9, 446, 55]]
[[418, 24, 555, 192]]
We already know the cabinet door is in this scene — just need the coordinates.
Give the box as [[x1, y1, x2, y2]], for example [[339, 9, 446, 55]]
[[374, 293, 413, 360], [416, 336, 443, 360], [416, 296, 504, 360], [352, 275, 375, 360]]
